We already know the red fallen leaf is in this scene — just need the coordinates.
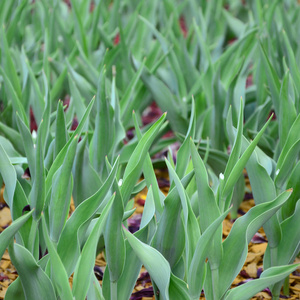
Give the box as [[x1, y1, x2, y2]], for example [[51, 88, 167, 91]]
[[63, 95, 71, 111], [227, 38, 237, 45], [157, 177, 170, 188], [126, 127, 135, 140], [239, 270, 250, 278], [123, 127, 135, 145], [70, 116, 79, 131], [0, 275, 9, 281], [162, 130, 174, 138], [130, 287, 154, 300], [21, 167, 31, 180], [244, 192, 253, 200], [63, 0, 71, 8], [94, 266, 103, 280], [237, 278, 254, 286], [128, 214, 142, 233], [90, 1, 95, 12], [293, 271, 300, 276], [22, 205, 31, 215], [179, 15, 188, 38], [136, 272, 151, 285], [267, 110, 276, 120], [30, 107, 38, 133], [0, 203, 8, 210], [137, 199, 145, 206], [251, 232, 267, 244], [142, 102, 163, 125], [246, 74, 253, 88], [114, 33, 120, 45], [257, 267, 263, 278], [237, 209, 246, 216]]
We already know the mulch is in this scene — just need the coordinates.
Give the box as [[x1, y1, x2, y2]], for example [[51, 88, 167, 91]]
[[1, 172, 299, 300]]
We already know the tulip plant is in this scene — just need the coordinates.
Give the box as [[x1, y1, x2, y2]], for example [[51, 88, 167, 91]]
[[0, 0, 300, 300]]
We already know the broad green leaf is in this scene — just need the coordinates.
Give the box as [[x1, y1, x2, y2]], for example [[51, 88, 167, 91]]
[[152, 171, 194, 269], [124, 228, 172, 300], [0, 67, 28, 126], [69, 0, 88, 56], [259, 43, 280, 117], [265, 200, 300, 296], [278, 71, 297, 150], [54, 100, 68, 157], [86, 273, 105, 300], [224, 264, 300, 300], [121, 113, 166, 205], [246, 151, 281, 249], [30, 118, 47, 220], [102, 195, 156, 300], [12, 182, 30, 242], [165, 158, 200, 269], [190, 139, 223, 269], [0, 26, 22, 100], [0, 210, 33, 259], [49, 135, 78, 242], [45, 97, 95, 195], [0, 144, 16, 208], [8, 243, 56, 300], [132, 58, 188, 134], [58, 156, 119, 276], [0, 136, 21, 158], [73, 134, 102, 207], [222, 114, 273, 201], [140, 185, 156, 229], [275, 139, 300, 189], [132, 111, 163, 216], [139, 15, 187, 98], [190, 139, 221, 231], [72, 194, 115, 300], [218, 190, 292, 297], [41, 216, 73, 300], [222, 8, 246, 38], [104, 182, 125, 283], [4, 277, 25, 300], [277, 113, 300, 171], [90, 67, 113, 178], [50, 67, 68, 104], [172, 98, 195, 187], [169, 274, 190, 300], [23, 51, 45, 124], [193, 18, 212, 71], [281, 161, 300, 219], [66, 60, 95, 101], [120, 59, 146, 122], [282, 30, 300, 95], [67, 73, 87, 126], [223, 101, 243, 187], [264, 201, 300, 269], [110, 70, 126, 160], [188, 208, 231, 300], [16, 114, 35, 179], [0, 122, 24, 156]]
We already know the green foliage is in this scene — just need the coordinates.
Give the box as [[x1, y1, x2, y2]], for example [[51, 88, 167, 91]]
[[0, 1, 300, 299]]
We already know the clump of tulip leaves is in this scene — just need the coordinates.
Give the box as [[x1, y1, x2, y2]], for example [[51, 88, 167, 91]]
[[0, 0, 300, 300]]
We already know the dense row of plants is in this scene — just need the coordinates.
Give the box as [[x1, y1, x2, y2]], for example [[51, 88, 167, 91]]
[[0, 0, 300, 299]]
